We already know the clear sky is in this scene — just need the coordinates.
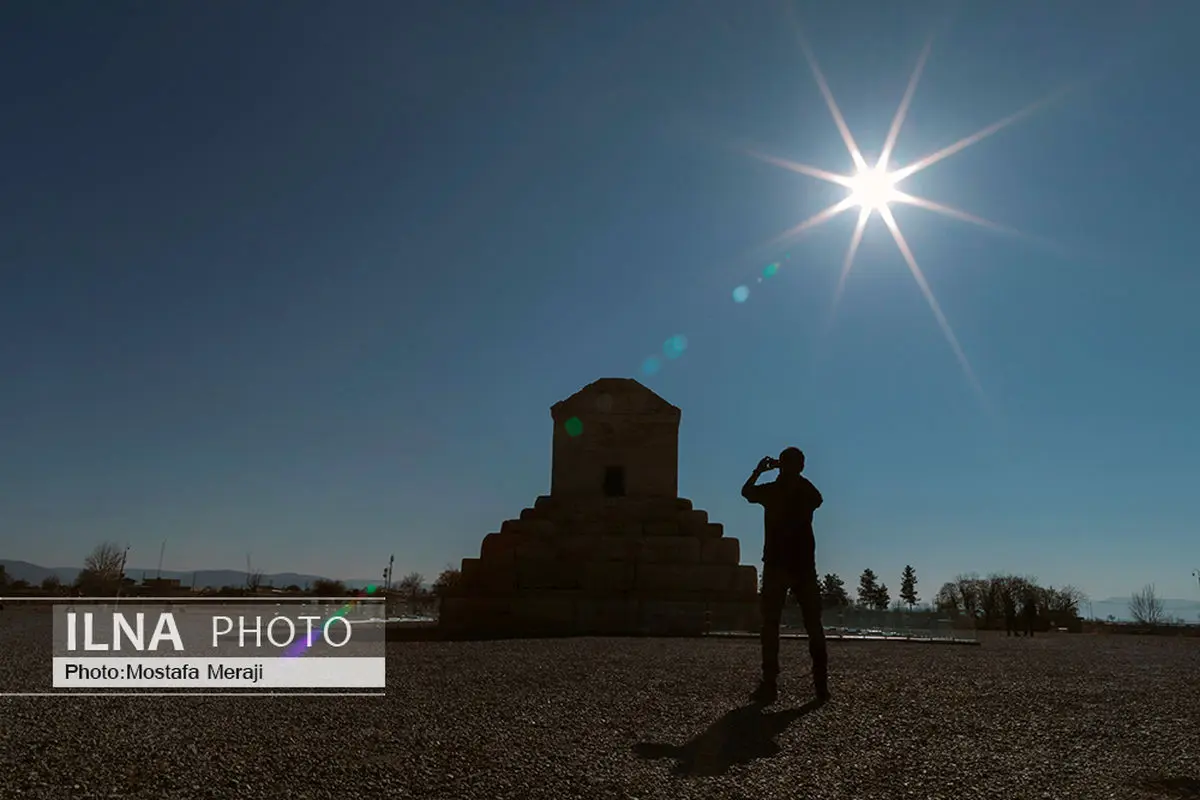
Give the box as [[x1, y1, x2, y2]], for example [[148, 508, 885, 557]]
[[3, 1, 1199, 601]]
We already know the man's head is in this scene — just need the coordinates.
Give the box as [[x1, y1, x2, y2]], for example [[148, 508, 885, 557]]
[[778, 447, 805, 475]]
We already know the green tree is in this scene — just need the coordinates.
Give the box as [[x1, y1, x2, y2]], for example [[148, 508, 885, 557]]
[[820, 573, 851, 608], [899, 565, 919, 609], [857, 569, 880, 608], [872, 582, 891, 611]]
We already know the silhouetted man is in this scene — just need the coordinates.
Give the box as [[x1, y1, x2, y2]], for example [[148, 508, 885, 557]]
[[1004, 590, 1018, 637], [742, 447, 828, 705], [1022, 591, 1037, 638]]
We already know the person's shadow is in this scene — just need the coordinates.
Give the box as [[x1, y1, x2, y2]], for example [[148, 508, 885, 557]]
[[632, 699, 823, 777]]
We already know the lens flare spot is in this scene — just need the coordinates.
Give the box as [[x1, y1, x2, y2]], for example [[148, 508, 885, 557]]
[[641, 356, 661, 376], [663, 335, 688, 359], [564, 417, 583, 437], [733, 285, 750, 303], [763, 262, 780, 278]]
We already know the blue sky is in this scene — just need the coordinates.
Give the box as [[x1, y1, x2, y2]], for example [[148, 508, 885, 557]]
[[3, 1, 1199, 602]]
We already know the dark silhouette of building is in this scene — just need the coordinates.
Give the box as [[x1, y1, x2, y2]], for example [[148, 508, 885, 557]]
[[440, 378, 759, 636]]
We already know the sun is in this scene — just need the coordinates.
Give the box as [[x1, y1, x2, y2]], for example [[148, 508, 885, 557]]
[[741, 30, 1068, 405], [847, 166, 900, 212]]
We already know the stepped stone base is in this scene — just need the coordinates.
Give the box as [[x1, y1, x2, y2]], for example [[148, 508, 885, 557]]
[[440, 592, 758, 637], [440, 379, 760, 638], [439, 496, 760, 637]]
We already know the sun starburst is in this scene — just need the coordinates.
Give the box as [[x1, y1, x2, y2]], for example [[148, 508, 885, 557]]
[[745, 31, 1067, 403], [847, 166, 900, 212]]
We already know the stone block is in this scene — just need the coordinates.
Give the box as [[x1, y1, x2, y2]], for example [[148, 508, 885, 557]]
[[706, 600, 760, 632], [675, 497, 693, 511], [510, 596, 576, 629], [643, 520, 679, 537], [576, 597, 639, 634], [639, 536, 701, 564], [517, 559, 581, 591], [533, 495, 556, 509], [519, 506, 555, 521], [515, 537, 556, 561], [734, 565, 759, 596], [555, 534, 589, 562], [581, 561, 635, 593], [639, 600, 708, 635], [500, 518, 555, 537], [700, 537, 739, 565], [677, 509, 709, 536], [640, 497, 687, 520], [618, 519, 644, 537], [461, 558, 515, 593], [480, 532, 520, 563], [701, 523, 723, 539], [577, 521, 609, 538], [603, 535, 641, 561], [636, 564, 738, 594], [564, 535, 629, 562]]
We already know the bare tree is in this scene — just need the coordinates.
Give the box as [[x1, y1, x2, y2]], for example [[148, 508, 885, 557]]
[[84, 541, 125, 579], [954, 573, 982, 619], [243, 553, 265, 593], [397, 571, 424, 614], [1042, 584, 1087, 617], [431, 567, 462, 598], [310, 578, 347, 597], [76, 542, 126, 594], [245, 570, 265, 592], [1129, 584, 1166, 625]]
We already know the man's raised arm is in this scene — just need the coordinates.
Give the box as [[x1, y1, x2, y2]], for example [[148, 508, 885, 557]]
[[742, 457, 774, 504]]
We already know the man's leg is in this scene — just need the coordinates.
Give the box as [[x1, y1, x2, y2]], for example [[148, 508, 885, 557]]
[[795, 571, 829, 700], [756, 564, 788, 702]]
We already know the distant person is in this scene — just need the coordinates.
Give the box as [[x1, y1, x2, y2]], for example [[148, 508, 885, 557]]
[[1004, 590, 1018, 637], [1022, 591, 1037, 638], [742, 447, 828, 705]]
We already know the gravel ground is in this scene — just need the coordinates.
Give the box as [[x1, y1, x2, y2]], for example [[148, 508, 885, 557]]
[[2, 609, 1199, 800]]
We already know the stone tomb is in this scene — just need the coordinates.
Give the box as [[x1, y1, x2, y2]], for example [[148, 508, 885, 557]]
[[439, 378, 759, 636]]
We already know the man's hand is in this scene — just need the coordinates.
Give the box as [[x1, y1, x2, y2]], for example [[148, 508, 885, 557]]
[[743, 457, 774, 503]]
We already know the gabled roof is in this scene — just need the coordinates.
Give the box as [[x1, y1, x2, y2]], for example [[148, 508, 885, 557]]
[[550, 378, 681, 418]]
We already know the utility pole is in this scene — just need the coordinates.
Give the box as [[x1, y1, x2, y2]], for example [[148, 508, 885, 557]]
[[157, 540, 166, 579]]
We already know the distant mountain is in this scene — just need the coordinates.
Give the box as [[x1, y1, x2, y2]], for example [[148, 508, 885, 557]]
[[0, 560, 378, 590]]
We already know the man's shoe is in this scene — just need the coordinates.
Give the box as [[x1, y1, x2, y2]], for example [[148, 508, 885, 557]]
[[750, 679, 778, 705], [814, 677, 830, 702]]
